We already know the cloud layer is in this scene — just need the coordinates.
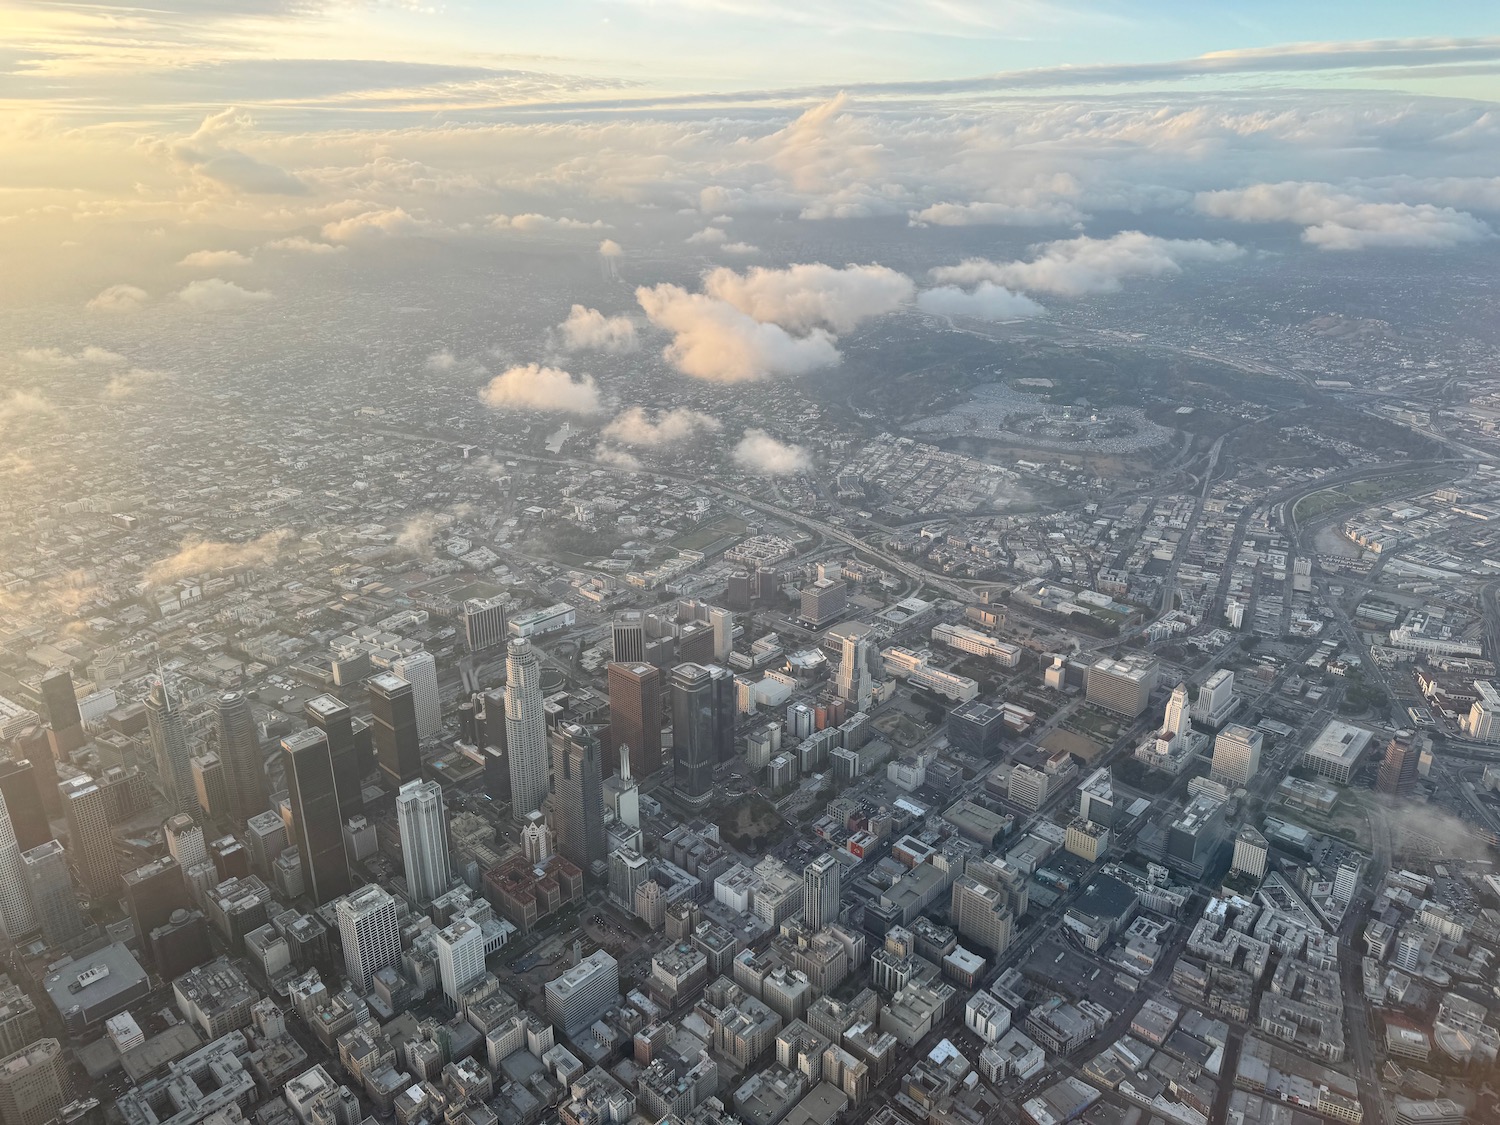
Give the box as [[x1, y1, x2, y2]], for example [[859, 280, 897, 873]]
[[177, 278, 272, 309], [602, 407, 722, 446], [637, 284, 841, 382], [479, 364, 602, 414], [1195, 181, 1495, 250], [930, 232, 1244, 296], [557, 305, 638, 353]]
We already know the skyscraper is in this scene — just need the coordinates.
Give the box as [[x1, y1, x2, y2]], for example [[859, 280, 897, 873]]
[[0, 792, 37, 940], [0, 760, 51, 853], [1377, 731, 1422, 796], [1163, 682, 1191, 738], [0, 1039, 70, 1125], [59, 775, 116, 899], [367, 672, 421, 788], [1210, 724, 1263, 788], [549, 723, 605, 872], [836, 635, 879, 712], [190, 752, 227, 820], [505, 640, 549, 819], [705, 664, 736, 764], [802, 853, 841, 929], [122, 857, 188, 951], [305, 695, 363, 822], [544, 950, 620, 1037], [39, 670, 82, 736], [146, 679, 196, 815], [163, 814, 208, 871], [336, 884, 400, 993], [282, 729, 351, 905], [214, 691, 266, 828], [612, 612, 646, 664], [21, 842, 83, 946], [396, 780, 449, 906], [391, 652, 442, 741], [671, 664, 717, 808], [606, 662, 662, 778], [463, 596, 509, 653]]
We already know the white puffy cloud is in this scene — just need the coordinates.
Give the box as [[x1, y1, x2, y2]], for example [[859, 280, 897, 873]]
[[909, 176, 1086, 227], [686, 226, 728, 244], [721, 242, 760, 255], [732, 429, 812, 475], [598, 239, 624, 257], [917, 283, 1048, 321], [594, 446, 643, 471], [489, 213, 606, 231], [262, 236, 344, 254], [178, 249, 250, 268], [702, 263, 914, 333], [1194, 181, 1493, 250], [930, 232, 1244, 296], [636, 283, 841, 383], [164, 108, 307, 196], [602, 407, 722, 446], [176, 278, 272, 309], [17, 346, 126, 367], [425, 349, 458, 371], [104, 367, 170, 397], [557, 305, 638, 353], [0, 390, 56, 431], [145, 529, 291, 586], [478, 363, 602, 414], [86, 284, 149, 312], [322, 206, 426, 241]]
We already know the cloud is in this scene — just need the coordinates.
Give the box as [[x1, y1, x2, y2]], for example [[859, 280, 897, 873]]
[[702, 263, 914, 333], [732, 429, 812, 475], [636, 283, 841, 383], [598, 239, 624, 257], [177, 278, 272, 310], [930, 232, 1244, 296], [478, 363, 602, 414], [262, 236, 344, 254], [557, 305, 638, 353], [165, 108, 307, 195], [322, 206, 426, 241], [86, 284, 149, 312], [145, 529, 291, 585], [917, 283, 1048, 321], [1194, 181, 1494, 250], [909, 199, 1084, 227], [425, 349, 458, 371], [686, 226, 728, 244], [594, 446, 643, 471], [104, 367, 169, 397], [721, 242, 760, 255], [489, 213, 606, 231], [0, 390, 56, 430], [17, 346, 126, 367], [602, 406, 722, 447], [178, 249, 251, 268]]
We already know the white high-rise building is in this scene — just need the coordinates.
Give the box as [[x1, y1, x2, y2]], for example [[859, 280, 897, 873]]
[[0, 793, 36, 939], [1194, 669, 1237, 727], [391, 651, 442, 740], [337, 884, 400, 993], [1210, 724, 1263, 788], [396, 780, 449, 906], [520, 811, 553, 863], [164, 813, 208, 871], [544, 950, 620, 1037], [836, 635, 877, 713], [146, 679, 196, 815], [803, 853, 841, 929], [1163, 683, 1191, 739], [433, 916, 485, 1003], [505, 640, 549, 819], [1231, 826, 1268, 880]]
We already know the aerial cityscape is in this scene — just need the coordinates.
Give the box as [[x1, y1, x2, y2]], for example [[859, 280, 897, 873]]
[[1, 6, 1500, 1125]]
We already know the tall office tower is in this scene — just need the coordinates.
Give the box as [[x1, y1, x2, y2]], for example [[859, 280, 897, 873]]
[[190, 753, 227, 820], [0, 760, 50, 852], [612, 613, 647, 664], [802, 853, 841, 929], [40, 669, 85, 759], [1193, 668, 1238, 727], [433, 916, 485, 1004], [145, 679, 195, 815], [1086, 655, 1159, 718], [21, 842, 83, 945], [163, 814, 208, 871], [351, 715, 375, 779], [463, 596, 510, 653], [391, 652, 442, 740], [608, 847, 648, 909], [836, 635, 879, 712], [603, 750, 640, 829], [1163, 683, 1191, 738], [58, 775, 116, 899], [726, 571, 753, 612], [505, 640, 549, 819], [549, 723, 605, 872], [367, 672, 422, 788], [708, 606, 733, 664], [0, 1039, 70, 1125], [1210, 724, 1263, 788], [1231, 825, 1269, 880], [800, 578, 847, 627], [396, 780, 450, 906], [520, 811, 553, 863], [671, 664, 717, 808], [244, 810, 288, 879], [282, 729, 351, 906], [14, 731, 60, 819], [705, 664, 737, 763], [214, 691, 266, 828], [305, 695, 363, 822], [606, 662, 662, 779], [122, 857, 188, 948], [544, 950, 620, 1037], [0, 793, 37, 939], [336, 884, 400, 993], [1378, 731, 1422, 796]]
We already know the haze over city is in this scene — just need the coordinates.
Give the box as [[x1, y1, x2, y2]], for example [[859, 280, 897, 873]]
[[0, 6, 1499, 1125]]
